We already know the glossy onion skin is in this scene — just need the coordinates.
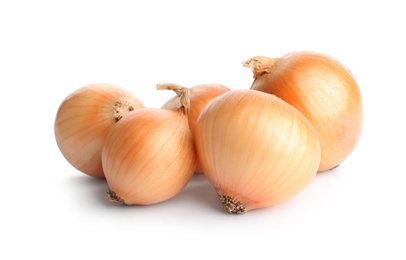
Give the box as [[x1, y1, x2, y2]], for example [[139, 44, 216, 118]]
[[102, 108, 196, 205], [195, 89, 321, 212], [249, 52, 363, 172], [54, 83, 144, 178]]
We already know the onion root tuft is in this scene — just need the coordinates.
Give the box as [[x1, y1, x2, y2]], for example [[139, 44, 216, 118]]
[[107, 190, 126, 204], [113, 99, 135, 122], [218, 194, 246, 214]]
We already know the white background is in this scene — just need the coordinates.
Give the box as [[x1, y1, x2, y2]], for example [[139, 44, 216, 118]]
[[1, 0, 405, 259]]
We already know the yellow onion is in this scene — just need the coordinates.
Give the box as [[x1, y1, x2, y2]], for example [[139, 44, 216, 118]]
[[195, 89, 320, 213], [243, 51, 363, 172], [102, 106, 196, 205], [54, 83, 144, 178], [157, 82, 230, 173], [157, 82, 230, 138]]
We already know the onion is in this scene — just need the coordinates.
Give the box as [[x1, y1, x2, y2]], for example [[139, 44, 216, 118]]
[[54, 83, 144, 178], [102, 106, 196, 205], [157, 82, 230, 173], [157, 83, 230, 138], [195, 89, 321, 213], [243, 51, 363, 171]]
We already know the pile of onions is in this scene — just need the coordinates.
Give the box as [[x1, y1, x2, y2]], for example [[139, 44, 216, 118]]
[[195, 89, 321, 213], [243, 51, 363, 171], [54, 83, 144, 178], [157, 82, 230, 172], [54, 50, 363, 213], [102, 100, 196, 205]]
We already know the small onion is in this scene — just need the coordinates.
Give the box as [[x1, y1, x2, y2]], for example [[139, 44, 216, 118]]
[[195, 89, 321, 213], [102, 106, 196, 205], [54, 83, 144, 178], [157, 82, 230, 138], [157, 82, 230, 173], [243, 51, 363, 171]]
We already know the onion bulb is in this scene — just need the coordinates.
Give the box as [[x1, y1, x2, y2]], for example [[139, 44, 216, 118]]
[[102, 105, 196, 205], [157, 82, 230, 173], [243, 51, 363, 172], [54, 83, 144, 178], [157, 82, 230, 138], [195, 89, 320, 213]]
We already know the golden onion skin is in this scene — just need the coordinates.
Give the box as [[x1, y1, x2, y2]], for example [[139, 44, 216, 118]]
[[158, 82, 230, 173], [195, 89, 321, 213], [102, 108, 196, 205], [54, 83, 144, 178], [244, 51, 363, 172]]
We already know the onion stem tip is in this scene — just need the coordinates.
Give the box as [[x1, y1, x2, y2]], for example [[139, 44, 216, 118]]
[[241, 56, 277, 77]]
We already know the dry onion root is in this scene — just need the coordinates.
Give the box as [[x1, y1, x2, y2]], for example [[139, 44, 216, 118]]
[[54, 83, 144, 178], [102, 97, 196, 205], [157, 82, 230, 173], [195, 89, 321, 213], [243, 51, 363, 172]]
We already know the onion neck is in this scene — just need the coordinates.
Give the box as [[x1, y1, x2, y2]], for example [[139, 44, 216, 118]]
[[242, 56, 278, 78], [157, 83, 191, 115]]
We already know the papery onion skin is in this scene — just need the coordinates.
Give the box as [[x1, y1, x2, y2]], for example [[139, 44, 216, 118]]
[[54, 83, 144, 178], [158, 83, 230, 173], [243, 51, 363, 172], [102, 108, 196, 205], [195, 89, 321, 213]]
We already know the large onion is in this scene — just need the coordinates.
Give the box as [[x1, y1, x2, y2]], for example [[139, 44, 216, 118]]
[[243, 51, 363, 171], [195, 89, 320, 213]]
